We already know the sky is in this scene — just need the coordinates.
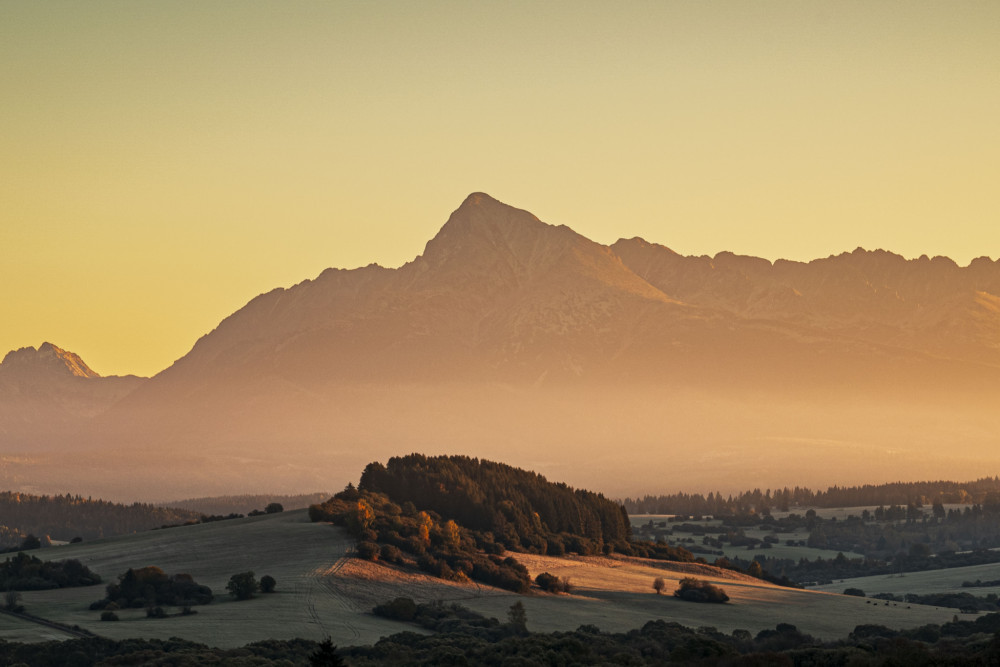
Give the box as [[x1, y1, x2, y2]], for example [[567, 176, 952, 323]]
[[2, 1, 998, 377]]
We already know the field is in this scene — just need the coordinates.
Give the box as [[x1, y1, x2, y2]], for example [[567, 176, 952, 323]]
[[812, 563, 1000, 598], [630, 513, 867, 562], [0, 510, 965, 648]]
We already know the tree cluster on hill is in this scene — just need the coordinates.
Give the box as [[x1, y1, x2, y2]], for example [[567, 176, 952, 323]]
[[309, 486, 533, 592], [358, 454, 633, 552], [0, 552, 101, 591], [623, 477, 1000, 516], [0, 491, 201, 547], [89, 566, 212, 610], [310, 455, 698, 592]]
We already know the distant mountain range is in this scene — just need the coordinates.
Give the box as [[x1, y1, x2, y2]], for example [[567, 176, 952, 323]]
[[3, 193, 999, 500]]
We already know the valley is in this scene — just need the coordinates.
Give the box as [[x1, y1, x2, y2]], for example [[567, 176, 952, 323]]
[[0, 509, 964, 649]]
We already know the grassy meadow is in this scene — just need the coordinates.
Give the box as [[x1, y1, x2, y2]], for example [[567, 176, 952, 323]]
[[0, 509, 969, 649]]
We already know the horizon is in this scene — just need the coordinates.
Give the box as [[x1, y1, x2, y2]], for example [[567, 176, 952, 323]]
[[6, 197, 995, 380], [3, 2, 998, 377]]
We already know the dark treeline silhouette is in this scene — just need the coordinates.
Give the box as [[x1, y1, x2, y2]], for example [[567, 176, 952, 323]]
[[0, 492, 202, 546], [163, 493, 329, 516], [359, 454, 632, 548], [7, 603, 1000, 665], [803, 501, 1000, 558], [623, 477, 1000, 515], [0, 552, 101, 591], [89, 566, 212, 611]]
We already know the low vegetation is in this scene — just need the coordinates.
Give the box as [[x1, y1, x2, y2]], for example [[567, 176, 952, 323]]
[[673, 578, 730, 603], [0, 552, 101, 590], [226, 571, 276, 600], [89, 566, 212, 610], [8, 601, 1000, 665]]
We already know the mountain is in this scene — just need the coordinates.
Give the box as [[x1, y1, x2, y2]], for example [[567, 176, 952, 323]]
[[0, 343, 144, 447], [611, 239, 1000, 369], [4, 193, 1000, 500]]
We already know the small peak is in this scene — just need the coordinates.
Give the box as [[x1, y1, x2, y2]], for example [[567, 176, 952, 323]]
[[1, 342, 100, 378], [460, 192, 500, 207]]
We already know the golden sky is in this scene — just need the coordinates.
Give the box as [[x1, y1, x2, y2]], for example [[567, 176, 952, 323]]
[[2, 1, 998, 377]]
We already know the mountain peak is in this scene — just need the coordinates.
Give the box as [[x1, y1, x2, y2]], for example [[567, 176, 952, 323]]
[[416, 192, 565, 272], [1, 342, 101, 378]]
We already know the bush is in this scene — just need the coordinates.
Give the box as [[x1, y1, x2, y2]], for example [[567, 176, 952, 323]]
[[226, 571, 257, 601], [373, 596, 418, 622], [844, 587, 866, 597], [100, 611, 118, 622], [379, 544, 403, 564], [674, 578, 729, 603], [264, 503, 284, 514], [357, 541, 380, 561], [259, 575, 276, 593], [535, 572, 565, 593], [145, 606, 166, 618]]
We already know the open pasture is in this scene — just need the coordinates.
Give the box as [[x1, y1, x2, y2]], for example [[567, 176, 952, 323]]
[[0, 509, 964, 648]]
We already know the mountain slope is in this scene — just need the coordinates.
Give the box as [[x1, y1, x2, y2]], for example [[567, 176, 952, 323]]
[[5, 193, 1000, 500], [0, 343, 144, 446], [612, 239, 1000, 368]]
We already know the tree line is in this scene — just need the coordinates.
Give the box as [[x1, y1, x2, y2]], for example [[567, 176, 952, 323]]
[[7, 602, 1000, 665], [623, 477, 1000, 515], [0, 491, 202, 547]]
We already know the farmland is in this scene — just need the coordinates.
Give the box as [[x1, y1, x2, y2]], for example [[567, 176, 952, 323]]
[[0, 509, 965, 648]]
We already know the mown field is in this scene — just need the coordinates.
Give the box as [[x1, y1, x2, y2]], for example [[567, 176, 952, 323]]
[[812, 562, 1000, 598], [0, 510, 966, 648]]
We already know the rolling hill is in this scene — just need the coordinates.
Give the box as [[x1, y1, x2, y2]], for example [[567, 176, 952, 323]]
[[0, 509, 963, 648]]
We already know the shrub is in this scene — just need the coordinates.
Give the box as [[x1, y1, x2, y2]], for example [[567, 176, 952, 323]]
[[535, 572, 564, 593], [100, 611, 118, 622], [145, 606, 166, 618], [674, 578, 729, 603], [356, 541, 380, 561], [653, 577, 666, 594], [379, 544, 403, 564], [259, 575, 276, 593], [373, 596, 418, 622], [4, 589, 22, 611], [226, 571, 257, 600], [844, 588, 866, 597]]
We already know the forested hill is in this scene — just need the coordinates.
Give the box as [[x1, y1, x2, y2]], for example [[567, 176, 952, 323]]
[[0, 492, 201, 547], [623, 477, 1000, 516], [359, 454, 632, 548]]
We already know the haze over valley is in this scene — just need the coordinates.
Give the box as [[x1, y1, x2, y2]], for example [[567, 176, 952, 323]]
[[3, 193, 999, 501]]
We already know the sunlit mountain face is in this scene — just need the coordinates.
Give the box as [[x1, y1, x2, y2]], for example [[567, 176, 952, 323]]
[[4, 194, 1000, 501]]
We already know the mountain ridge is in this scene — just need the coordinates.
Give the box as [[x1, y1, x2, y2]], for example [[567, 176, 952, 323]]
[[4, 192, 1000, 500]]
